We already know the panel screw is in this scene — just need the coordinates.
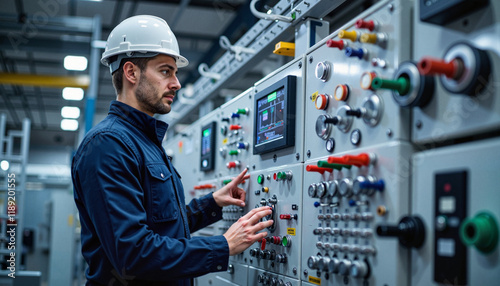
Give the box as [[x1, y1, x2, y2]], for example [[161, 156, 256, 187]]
[[416, 120, 423, 129], [303, 269, 308, 277], [273, 154, 277, 162], [296, 153, 300, 160], [307, 150, 311, 158], [386, 128, 393, 138], [298, 62, 303, 68], [309, 56, 314, 63]]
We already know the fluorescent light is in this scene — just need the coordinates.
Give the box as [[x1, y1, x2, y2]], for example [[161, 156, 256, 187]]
[[64, 55, 88, 71], [0, 160, 9, 171], [62, 87, 84, 101], [61, 106, 81, 119], [61, 119, 79, 131]]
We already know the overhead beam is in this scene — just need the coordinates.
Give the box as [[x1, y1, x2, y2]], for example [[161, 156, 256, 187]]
[[0, 73, 90, 89]]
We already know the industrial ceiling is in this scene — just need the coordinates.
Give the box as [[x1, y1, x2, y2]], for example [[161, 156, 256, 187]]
[[0, 0, 272, 147]]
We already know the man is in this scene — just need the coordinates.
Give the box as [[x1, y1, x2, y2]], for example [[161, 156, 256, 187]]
[[72, 15, 273, 286]]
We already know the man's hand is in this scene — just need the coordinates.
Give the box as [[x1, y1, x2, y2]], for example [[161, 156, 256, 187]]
[[213, 168, 249, 207], [223, 206, 273, 256]]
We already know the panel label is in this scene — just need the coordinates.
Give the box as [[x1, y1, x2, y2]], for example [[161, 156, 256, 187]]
[[222, 138, 228, 145], [311, 91, 318, 102], [287, 228, 296, 236], [308, 276, 321, 285]]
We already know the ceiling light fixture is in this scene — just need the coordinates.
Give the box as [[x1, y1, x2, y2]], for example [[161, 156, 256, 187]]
[[61, 119, 79, 131], [61, 106, 81, 119], [64, 55, 88, 71], [62, 87, 84, 101]]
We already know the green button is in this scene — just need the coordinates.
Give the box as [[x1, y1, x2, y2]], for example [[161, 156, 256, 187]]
[[236, 108, 248, 115], [229, 150, 239, 156], [460, 211, 499, 254], [222, 179, 232, 185], [257, 174, 264, 184]]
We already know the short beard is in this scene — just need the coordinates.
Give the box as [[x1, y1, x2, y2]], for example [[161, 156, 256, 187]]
[[136, 73, 174, 115]]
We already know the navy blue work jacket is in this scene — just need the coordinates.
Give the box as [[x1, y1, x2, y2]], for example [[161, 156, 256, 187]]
[[72, 101, 229, 286]]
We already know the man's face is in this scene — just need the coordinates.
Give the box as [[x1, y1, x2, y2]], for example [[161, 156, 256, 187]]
[[135, 54, 181, 115]]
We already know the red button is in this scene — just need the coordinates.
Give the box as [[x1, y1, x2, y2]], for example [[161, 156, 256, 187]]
[[326, 39, 345, 50], [229, 125, 242, 130], [280, 214, 292, 220], [355, 19, 376, 31]]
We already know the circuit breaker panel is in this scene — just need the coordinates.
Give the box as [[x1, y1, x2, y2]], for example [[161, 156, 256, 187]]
[[162, 0, 500, 285]]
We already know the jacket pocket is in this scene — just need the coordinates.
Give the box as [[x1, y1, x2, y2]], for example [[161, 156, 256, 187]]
[[146, 163, 179, 223]]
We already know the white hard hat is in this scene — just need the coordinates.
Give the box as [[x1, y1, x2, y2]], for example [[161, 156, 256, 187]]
[[101, 15, 189, 73]]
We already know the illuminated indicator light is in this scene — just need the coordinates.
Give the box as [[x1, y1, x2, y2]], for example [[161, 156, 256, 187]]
[[203, 129, 210, 137], [273, 173, 277, 180], [372, 77, 410, 95], [377, 205, 387, 216], [306, 165, 333, 174], [262, 187, 269, 193], [460, 211, 499, 254], [360, 180, 385, 192], [282, 235, 291, 247], [317, 160, 351, 170], [444, 183, 452, 192], [268, 91, 277, 102], [326, 39, 346, 50], [222, 179, 232, 185], [229, 125, 242, 130], [236, 108, 249, 115], [257, 174, 264, 184], [360, 33, 379, 44], [315, 94, 329, 110], [334, 84, 349, 101], [417, 57, 462, 79], [345, 47, 366, 59], [338, 30, 358, 42], [360, 71, 377, 90], [231, 113, 240, 118], [355, 19, 376, 31]]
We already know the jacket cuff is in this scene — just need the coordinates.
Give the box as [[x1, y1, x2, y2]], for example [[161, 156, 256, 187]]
[[209, 235, 230, 272]]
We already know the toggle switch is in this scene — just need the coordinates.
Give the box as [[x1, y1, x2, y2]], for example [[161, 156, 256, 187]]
[[355, 18, 377, 31], [372, 76, 410, 95], [326, 39, 347, 50], [231, 113, 240, 118], [226, 161, 240, 169], [339, 30, 358, 42], [376, 216, 426, 248], [279, 214, 298, 220], [360, 179, 385, 193], [345, 95, 383, 127], [334, 84, 349, 101], [345, 47, 367, 60], [315, 93, 330, 110], [306, 165, 332, 175], [229, 124, 242, 130], [360, 32, 387, 45], [221, 117, 230, 122], [228, 150, 240, 156], [342, 152, 377, 167], [237, 142, 249, 149], [222, 179, 232, 185], [417, 41, 491, 96], [317, 160, 351, 170]]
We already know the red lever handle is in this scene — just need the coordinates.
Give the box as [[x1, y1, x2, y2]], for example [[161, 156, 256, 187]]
[[326, 39, 345, 50], [355, 19, 376, 31], [229, 125, 242, 130], [417, 57, 461, 79], [327, 156, 345, 164], [343, 153, 371, 167], [306, 165, 332, 174]]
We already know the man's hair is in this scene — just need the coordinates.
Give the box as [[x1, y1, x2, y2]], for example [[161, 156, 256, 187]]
[[111, 57, 152, 95]]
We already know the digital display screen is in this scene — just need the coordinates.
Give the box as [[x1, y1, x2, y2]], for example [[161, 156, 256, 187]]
[[255, 87, 286, 147], [201, 128, 211, 156]]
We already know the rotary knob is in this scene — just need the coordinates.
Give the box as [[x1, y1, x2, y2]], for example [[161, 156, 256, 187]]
[[307, 256, 321, 270], [339, 259, 352, 275], [350, 260, 370, 278]]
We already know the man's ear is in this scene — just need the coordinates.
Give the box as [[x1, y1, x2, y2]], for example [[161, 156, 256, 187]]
[[123, 61, 139, 85]]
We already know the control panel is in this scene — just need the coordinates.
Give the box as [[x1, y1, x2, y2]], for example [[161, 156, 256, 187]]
[[411, 137, 500, 285], [247, 164, 303, 279], [411, 0, 500, 144], [303, 0, 413, 161], [159, 0, 500, 285], [302, 142, 415, 286]]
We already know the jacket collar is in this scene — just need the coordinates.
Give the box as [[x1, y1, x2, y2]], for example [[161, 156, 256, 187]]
[[108, 100, 169, 145]]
